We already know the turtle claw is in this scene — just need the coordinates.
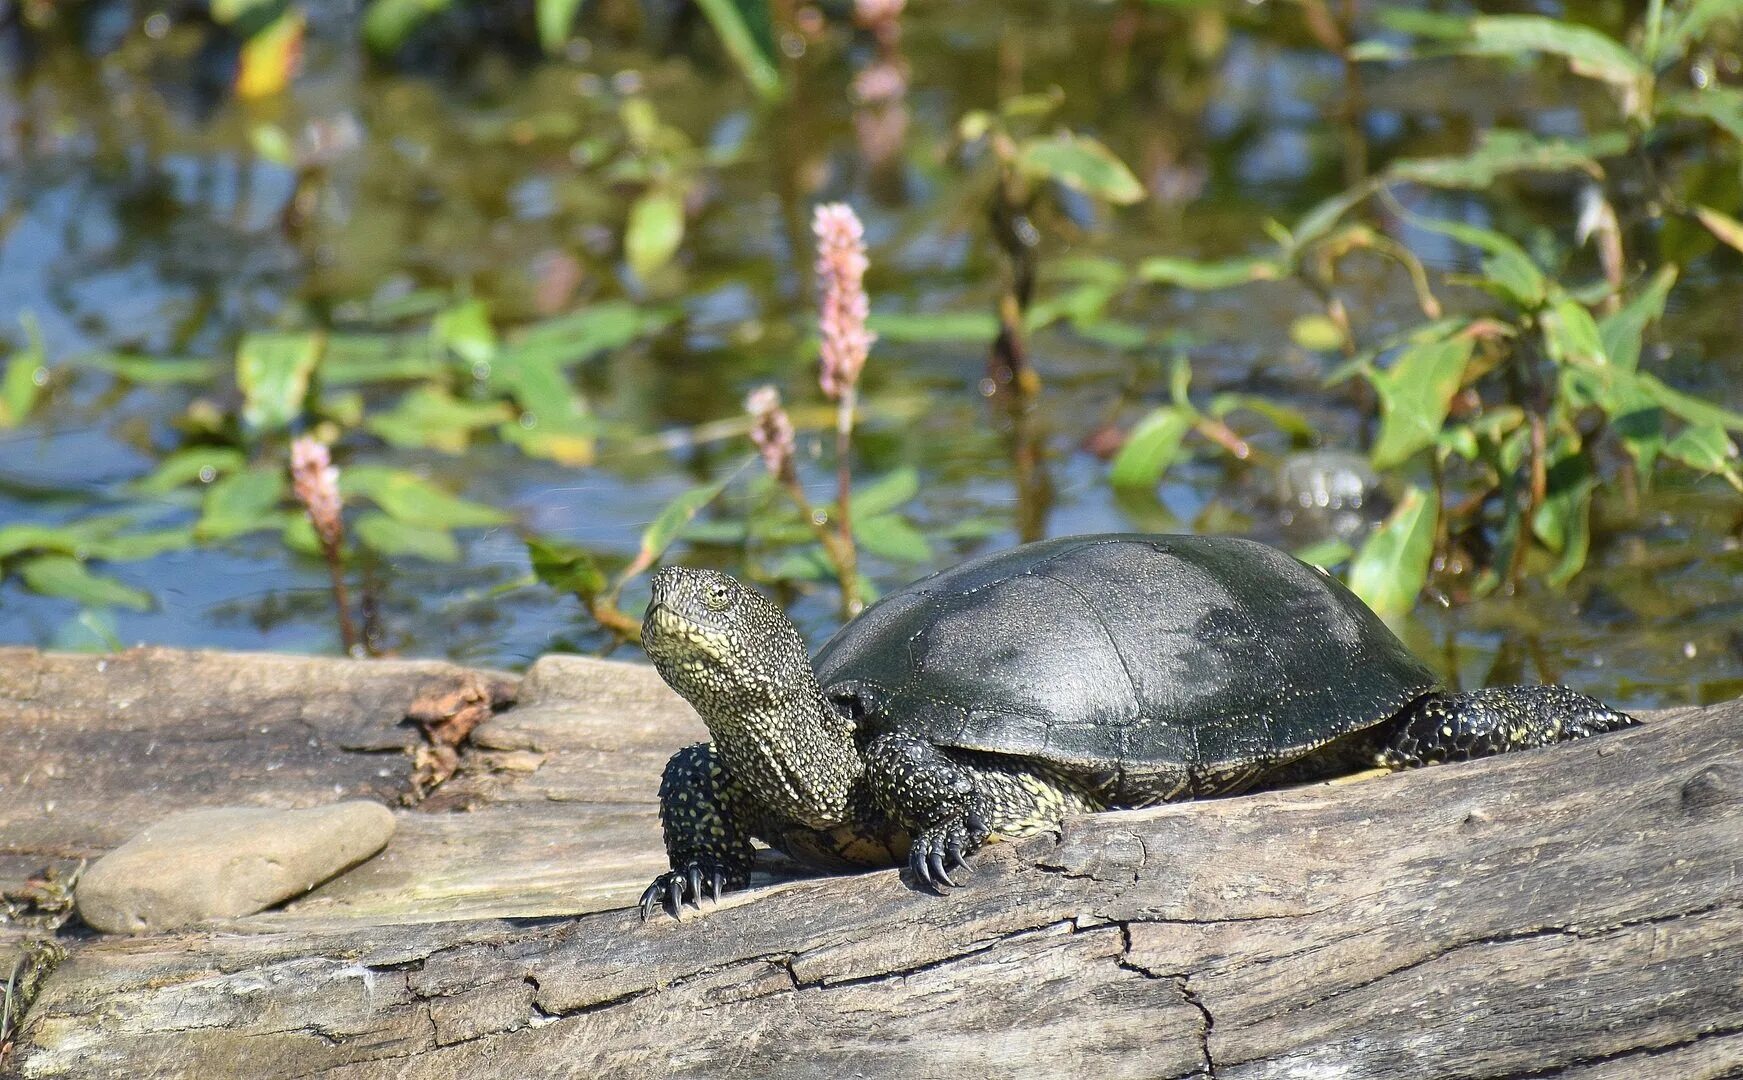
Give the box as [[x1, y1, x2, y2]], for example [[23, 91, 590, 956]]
[[639, 860, 746, 921], [945, 833, 970, 872], [908, 826, 978, 892]]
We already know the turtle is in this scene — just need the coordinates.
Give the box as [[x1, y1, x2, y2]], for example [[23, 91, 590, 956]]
[[638, 533, 1635, 918]]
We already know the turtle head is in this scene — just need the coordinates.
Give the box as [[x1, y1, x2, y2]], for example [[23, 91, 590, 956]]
[[643, 565, 860, 828], [643, 566, 818, 722]]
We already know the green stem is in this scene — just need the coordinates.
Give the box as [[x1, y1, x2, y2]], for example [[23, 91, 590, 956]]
[[318, 533, 361, 657], [834, 384, 862, 617]]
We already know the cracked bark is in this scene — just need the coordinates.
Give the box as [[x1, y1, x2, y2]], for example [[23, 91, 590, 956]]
[[3, 649, 1742, 1078]]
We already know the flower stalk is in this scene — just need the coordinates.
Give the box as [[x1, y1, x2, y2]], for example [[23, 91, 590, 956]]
[[747, 385, 857, 591], [290, 437, 361, 655]]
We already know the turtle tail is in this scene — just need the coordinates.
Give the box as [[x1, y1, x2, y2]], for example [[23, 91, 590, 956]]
[[1377, 685, 1638, 769]]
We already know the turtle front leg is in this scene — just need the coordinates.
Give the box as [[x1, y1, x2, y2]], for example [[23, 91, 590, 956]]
[[863, 732, 1099, 891], [1377, 685, 1637, 768], [641, 742, 756, 919]]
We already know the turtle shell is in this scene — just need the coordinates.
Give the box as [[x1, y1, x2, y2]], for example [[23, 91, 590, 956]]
[[814, 534, 1438, 800]]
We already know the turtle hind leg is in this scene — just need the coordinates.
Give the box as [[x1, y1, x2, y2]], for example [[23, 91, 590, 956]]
[[1377, 685, 1638, 769]]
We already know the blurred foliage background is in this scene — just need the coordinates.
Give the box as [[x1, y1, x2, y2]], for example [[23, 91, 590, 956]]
[[0, 0, 1740, 706]]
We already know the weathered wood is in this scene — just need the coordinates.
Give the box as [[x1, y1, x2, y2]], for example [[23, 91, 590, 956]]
[[5, 648, 1743, 1078], [1, 649, 711, 922]]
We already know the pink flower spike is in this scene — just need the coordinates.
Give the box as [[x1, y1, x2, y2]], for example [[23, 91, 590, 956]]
[[854, 0, 905, 26], [745, 385, 797, 481], [854, 0, 905, 46], [813, 202, 875, 401], [290, 436, 344, 550]]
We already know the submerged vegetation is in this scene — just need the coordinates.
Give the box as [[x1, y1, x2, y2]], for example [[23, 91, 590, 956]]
[[0, 0, 1740, 704]]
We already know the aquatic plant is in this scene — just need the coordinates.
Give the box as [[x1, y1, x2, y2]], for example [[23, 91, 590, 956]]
[[289, 437, 359, 654]]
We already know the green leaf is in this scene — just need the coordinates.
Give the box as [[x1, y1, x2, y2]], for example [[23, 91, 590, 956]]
[[506, 302, 668, 366], [320, 333, 446, 385], [197, 468, 288, 540], [433, 300, 497, 367], [937, 516, 1004, 541], [65, 609, 125, 653], [0, 512, 148, 560], [1069, 319, 1148, 351], [1293, 538, 1354, 569], [682, 519, 751, 545], [367, 387, 513, 452], [1662, 0, 1743, 63], [342, 466, 511, 530], [999, 90, 1065, 119], [1025, 281, 1119, 331], [1109, 407, 1193, 487], [363, 0, 453, 52], [132, 447, 248, 494], [625, 190, 686, 280], [525, 534, 609, 602], [1208, 393, 1318, 440], [854, 515, 933, 563], [282, 514, 320, 556], [1137, 256, 1281, 290], [1658, 89, 1743, 145], [535, 0, 585, 52], [1290, 314, 1345, 352], [1664, 424, 1743, 490], [1016, 133, 1146, 205], [237, 332, 321, 432], [867, 311, 1001, 343], [1407, 216, 1547, 308], [79, 353, 223, 384], [1533, 446, 1595, 586], [1540, 298, 1607, 367], [768, 546, 836, 583], [957, 110, 995, 143], [1384, 130, 1621, 189], [1639, 372, 1743, 432], [1694, 205, 1743, 255], [356, 512, 460, 562], [693, 0, 782, 99], [250, 122, 295, 166], [1168, 352, 1193, 407], [83, 528, 198, 562], [487, 347, 596, 466], [1370, 336, 1475, 468], [850, 468, 921, 518], [1371, 6, 1485, 41], [1348, 485, 1436, 618], [1286, 182, 1380, 254], [639, 475, 735, 563], [1599, 265, 1677, 373], [2, 313, 46, 428], [0, 524, 89, 560], [15, 555, 151, 611], [1465, 16, 1649, 90], [210, 0, 278, 24]]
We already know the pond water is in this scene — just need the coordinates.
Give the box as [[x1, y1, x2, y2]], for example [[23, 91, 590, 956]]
[[1, 2, 1740, 707]]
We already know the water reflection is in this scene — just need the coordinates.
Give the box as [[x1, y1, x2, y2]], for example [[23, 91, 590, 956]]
[[0, 2, 1738, 710]]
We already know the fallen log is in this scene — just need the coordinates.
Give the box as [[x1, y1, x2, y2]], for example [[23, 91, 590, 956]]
[[4, 648, 1742, 1078]]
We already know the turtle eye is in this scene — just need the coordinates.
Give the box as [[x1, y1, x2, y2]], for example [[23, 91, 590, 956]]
[[703, 582, 732, 611]]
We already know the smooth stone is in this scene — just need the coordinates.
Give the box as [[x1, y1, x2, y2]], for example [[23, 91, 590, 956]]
[[75, 801, 396, 934]]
